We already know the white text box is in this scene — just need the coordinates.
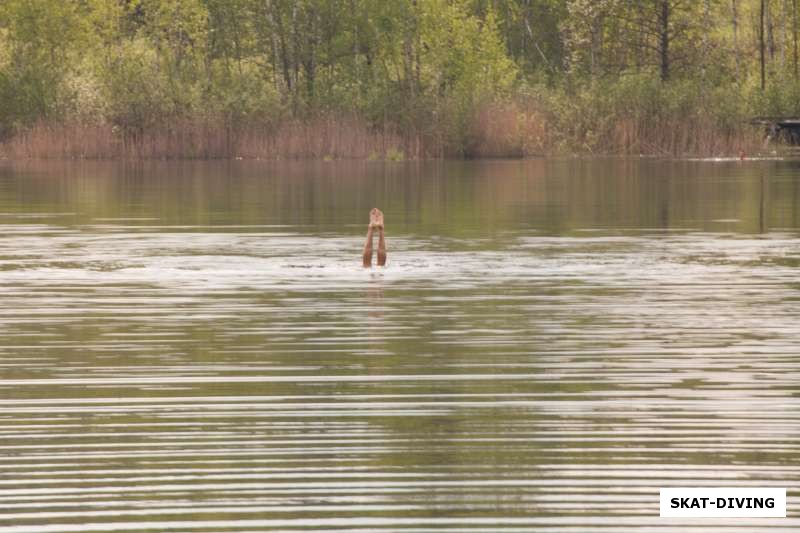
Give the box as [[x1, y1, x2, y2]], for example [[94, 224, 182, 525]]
[[660, 487, 786, 517]]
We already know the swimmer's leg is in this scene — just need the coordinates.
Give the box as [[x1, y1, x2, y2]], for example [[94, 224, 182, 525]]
[[362, 225, 374, 268], [376, 228, 387, 266]]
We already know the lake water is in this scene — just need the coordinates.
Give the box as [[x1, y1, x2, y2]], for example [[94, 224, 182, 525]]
[[0, 159, 798, 532]]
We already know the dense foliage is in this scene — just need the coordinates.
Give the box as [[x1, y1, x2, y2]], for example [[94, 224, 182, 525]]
[[0, 0, 795, 156]]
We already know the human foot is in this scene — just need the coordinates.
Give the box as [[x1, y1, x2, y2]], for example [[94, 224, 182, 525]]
[[369, 208, 384, 230]]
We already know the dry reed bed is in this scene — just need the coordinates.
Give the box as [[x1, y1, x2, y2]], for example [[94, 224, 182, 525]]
[[3, 118, 425, 160], [1, 109, 763, 160]]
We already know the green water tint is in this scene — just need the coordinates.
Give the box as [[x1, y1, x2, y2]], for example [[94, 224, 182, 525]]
[[0, 159, 798, 532]]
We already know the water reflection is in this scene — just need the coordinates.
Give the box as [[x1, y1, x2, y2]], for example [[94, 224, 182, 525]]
[[2, 158, 800, 234], [0, 159, 798, 532]]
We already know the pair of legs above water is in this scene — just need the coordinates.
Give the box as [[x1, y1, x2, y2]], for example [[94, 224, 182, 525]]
[[362, 208, 387, 267]]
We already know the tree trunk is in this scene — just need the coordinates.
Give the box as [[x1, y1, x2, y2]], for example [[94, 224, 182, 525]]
[[522, 0, 530, 58], [794, 0, 798, 79], [403, 2, 416, 98], [767, 0, 776, 60], [636, 2, 646, 71], [782, 0, 789, 67], [303, 6, 316, 103], [659, 0, 670, 81], [265, 0, 292, 95], [293, 4, 301, 104], [351, 0, 359, 68], [761, 0, 766, 90], [414, 0, 421, 89], [589, 18, 597, 78], [732, 0, 741, 82], [702, 0, 710, 82], [588, 3, 605, 79]]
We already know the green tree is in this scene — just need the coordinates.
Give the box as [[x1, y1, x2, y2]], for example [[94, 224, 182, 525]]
[[0, 0, 89, 131]]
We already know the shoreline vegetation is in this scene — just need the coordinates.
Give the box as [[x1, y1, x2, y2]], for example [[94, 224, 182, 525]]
[[3, 105, 765, 160], [0, 1, 793, 160]]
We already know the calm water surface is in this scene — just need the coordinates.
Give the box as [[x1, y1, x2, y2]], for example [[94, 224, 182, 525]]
[[0, 159, 798, 532]]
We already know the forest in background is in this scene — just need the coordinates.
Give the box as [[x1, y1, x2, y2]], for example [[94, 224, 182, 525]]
[[0, 0, 797, 159]]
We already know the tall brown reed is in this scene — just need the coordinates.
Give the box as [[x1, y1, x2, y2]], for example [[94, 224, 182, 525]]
[[2, 116, 431, 160], [466, 100, 548, 158], [0, 106, 763, 160]]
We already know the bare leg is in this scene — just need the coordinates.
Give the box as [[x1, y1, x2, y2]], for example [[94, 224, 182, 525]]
[[376, 228, 387, 266], [362, 226, 374, 268], [363, 208, 386, 268]]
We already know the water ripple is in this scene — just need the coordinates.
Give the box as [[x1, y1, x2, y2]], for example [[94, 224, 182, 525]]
[[0, 212, 798, 531]]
